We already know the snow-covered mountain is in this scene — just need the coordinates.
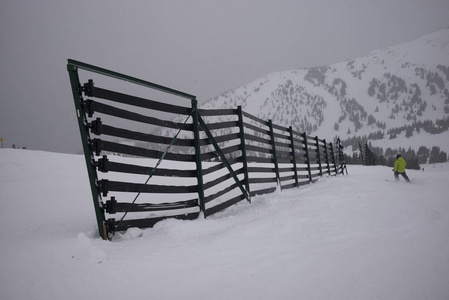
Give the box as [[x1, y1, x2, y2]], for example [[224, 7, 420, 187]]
[[200, 29, 449, 160]]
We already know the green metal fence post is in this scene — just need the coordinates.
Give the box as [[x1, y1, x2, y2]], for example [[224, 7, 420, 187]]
[[315, 136, 323, 177], [302, 132, 312, 182], [191, 99, 205, 214], [337, 138, 348, 175], [323, 139, 330, 175], [268, 120, 280, 188], [329, 142, 338, 175], [67, 63, 107, 240], [288, 127, 299, 187], [237, 106, 251, 200]]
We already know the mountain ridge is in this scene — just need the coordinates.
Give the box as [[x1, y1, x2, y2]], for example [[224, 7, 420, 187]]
[[199, 29, 449, 162]]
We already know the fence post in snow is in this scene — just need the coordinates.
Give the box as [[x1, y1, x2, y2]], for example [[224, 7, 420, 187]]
[[337, 138, 348, 175], [268, 120, 280, 188], [191, 98, 205, 214], [302, 132, 312, 182], [323, 139, 331, 176], [237, 106, 251, 199], [288, 127, 299, 187], [315, 136, 323, 177], [329, 142, 338, 175], [67, 64, 107, 240]]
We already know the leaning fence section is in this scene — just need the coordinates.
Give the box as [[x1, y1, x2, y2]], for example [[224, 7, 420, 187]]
[[67, 59, 347, 240]]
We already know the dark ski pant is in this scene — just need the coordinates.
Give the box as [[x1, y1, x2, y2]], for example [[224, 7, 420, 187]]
[[394, 171, 410, 183]]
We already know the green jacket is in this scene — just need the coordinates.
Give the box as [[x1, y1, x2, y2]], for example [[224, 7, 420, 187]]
[[393, 157, 407, 173]]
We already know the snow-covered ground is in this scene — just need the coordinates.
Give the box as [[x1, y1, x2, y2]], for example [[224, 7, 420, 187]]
[[1, 149, 448, 300]]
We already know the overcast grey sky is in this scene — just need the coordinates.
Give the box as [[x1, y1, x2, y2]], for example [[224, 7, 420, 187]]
[[1, 0, 449, 153]]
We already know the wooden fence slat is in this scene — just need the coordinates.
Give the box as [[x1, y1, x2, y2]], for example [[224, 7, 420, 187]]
[[268, 120, 280, 187], [204, 181, 245, 204], [98, 179, 198, 196], [198, 108, 238, 116], [86, 100, 193, 131], [92, 122, 194, 147], [238, 106, 251, 197], [112, 212, 200, 232], [203, 168, 244, 190], [91, 139, 195, 162], [97, 158, 197, 177], [241, 110, 270, 126], [109, 199, 199, 213], [249, 186, 277, 196], [88, 85, 192, 115], [204, 194, 247, 217], [288, 127, 299, 187], [247, 166, 276, 173], [242, 122, 271, 136]]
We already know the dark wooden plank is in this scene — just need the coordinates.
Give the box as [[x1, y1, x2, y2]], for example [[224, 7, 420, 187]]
[[249, 186, 277, 197], [199, 132, 241, 147], [201, 144, 241, 161], [202, 157, 241, 175], [247, 166, 276, 173], [112, 212, 200, 231], [204, 194, 247, 217], [280, 174, 296, 182], [95, 123, 194, 147], [297, 180, 311, 187], [281, 182, 297, 190], [310, 173, 321, 179], [92, 139, 195, 161], [98, 179, 198, 195], [272, 130, 290, 140], [86, 100, 193, 131], [243, 122, 271, 136], [112, 199, 198, 213], [244, 133, 272, 145], [213, 133, 241, 144], [203, 180, 244, 204], [271, 122, 290, 132], [203, 168, 244, 190], [90, 86, 192, 115], [297, 174, 311, 179], [248, 177, 277, 184], [242, 111, 270, 126], [99, 160, 197, 177], [198, 108, 238, 116], [278, 166, 295, 173]]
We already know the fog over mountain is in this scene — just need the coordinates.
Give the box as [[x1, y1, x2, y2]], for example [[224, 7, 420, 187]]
[[199, 29, 449, 162]]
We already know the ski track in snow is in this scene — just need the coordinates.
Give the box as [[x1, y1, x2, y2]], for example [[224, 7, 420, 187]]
[[0, 149, 449, 300]]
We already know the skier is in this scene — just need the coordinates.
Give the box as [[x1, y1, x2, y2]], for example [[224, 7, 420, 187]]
[[393, 154, 411, 183]]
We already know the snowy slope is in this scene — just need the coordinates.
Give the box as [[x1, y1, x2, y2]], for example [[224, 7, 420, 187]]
[[200, 29, 449, 157], [1, 149, 449, 300]]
